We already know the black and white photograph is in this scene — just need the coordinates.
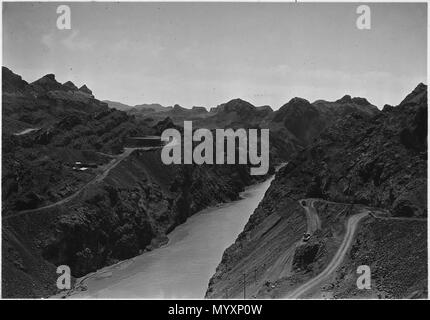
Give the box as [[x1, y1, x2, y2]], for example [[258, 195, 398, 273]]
[[0, 0, 428, 305]]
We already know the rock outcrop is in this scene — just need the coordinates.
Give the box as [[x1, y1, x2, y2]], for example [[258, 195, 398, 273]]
[[78, 84, 93, 96], [63, 81, 78, 91]]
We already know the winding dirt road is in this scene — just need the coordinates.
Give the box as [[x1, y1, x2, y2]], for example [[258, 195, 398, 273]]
[[369, 212, 427, 222], [285, 208, 368, 299], [3, 147, 155, 221]]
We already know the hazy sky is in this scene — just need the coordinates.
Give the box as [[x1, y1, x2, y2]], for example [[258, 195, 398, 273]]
[[3, 2, 427, 109]]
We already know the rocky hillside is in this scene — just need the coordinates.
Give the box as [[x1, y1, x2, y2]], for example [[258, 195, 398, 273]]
[[2, 67, 154, 214], [1, 67, 265, 298], [206, 84, 427, 299], [266, 95, 379, 148]]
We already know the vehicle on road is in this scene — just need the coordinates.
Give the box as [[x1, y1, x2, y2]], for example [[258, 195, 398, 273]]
[[303, 232, 311, 242]]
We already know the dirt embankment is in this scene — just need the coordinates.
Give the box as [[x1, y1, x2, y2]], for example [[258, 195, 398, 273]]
[[328, 218, 427, 299]]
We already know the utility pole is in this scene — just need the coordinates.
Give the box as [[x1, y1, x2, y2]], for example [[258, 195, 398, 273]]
[[243, 273, 246, 299], [225, 288, 228, 299], [254, 267, 257, 283]]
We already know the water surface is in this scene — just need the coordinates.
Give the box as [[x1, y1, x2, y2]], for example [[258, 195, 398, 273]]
[[72, 177, 273, 299]]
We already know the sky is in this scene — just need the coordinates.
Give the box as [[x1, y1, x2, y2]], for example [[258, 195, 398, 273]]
[[2, 2, 427, 109]]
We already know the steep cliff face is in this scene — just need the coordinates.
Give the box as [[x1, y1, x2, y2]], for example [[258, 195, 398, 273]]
[[206, 84, 427, 299]]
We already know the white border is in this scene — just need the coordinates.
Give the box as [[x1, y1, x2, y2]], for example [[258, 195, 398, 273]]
[[0, 0, 428, 301]]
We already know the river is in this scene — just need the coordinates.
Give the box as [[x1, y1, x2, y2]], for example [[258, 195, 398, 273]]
[[69, 176, 274, 299]]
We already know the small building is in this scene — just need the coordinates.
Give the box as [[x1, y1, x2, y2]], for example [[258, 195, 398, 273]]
[[124, 136, 166, 148], [73, 161, 97, 168]]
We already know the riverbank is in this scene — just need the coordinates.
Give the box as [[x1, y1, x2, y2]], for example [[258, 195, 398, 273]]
[[52, 176, 275, 299]]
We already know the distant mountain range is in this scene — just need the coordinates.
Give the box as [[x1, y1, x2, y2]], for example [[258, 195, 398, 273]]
[[105, 90, 379, 157]]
